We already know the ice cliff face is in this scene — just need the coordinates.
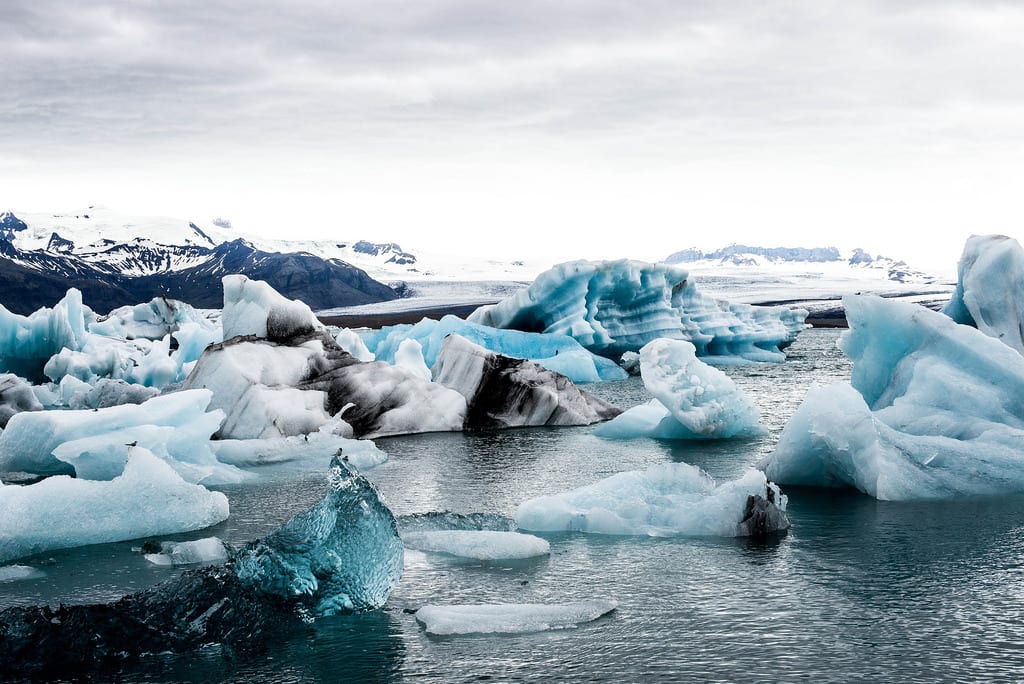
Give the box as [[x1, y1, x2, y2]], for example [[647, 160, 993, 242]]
[[761, 295, 1024, 500], [468, 259, 807, 363], [942, 234, 1024, 355]]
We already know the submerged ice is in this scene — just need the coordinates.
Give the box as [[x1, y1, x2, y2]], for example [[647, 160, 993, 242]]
[[516, 463, 789, 537], [469, 259, 806, 363], [595, 338, 765, 440], [761, 295, 1024, 500]]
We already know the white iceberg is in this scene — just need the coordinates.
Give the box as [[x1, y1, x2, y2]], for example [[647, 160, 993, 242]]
[[0, 446, 229, 564], [415, 600, 618, 635], [212, 423, 388, 472], [761, 295, 1024, 500], [594, 338, 765, 440], [143, 537, 230, 566], [221, 274, 320, 341], [516, 463, 789, 537], [469, 259, 807, 363], [942, 234, 1024, 355], [402, 530, 550, 560]]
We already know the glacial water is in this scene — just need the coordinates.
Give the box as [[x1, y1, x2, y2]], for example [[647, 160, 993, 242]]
[[4, 328, 1024, 682]]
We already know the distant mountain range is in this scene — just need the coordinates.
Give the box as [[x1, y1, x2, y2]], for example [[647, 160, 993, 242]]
[[0, 209, 399, 314], [665, 244, 935, 284]]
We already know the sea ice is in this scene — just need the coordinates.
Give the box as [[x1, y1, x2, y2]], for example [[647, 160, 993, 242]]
[[361, 314, 627, 383], [469, 259, 807, 363], [761, 295, 1024, 499], [0, 388, 237, 485], [402, 530, 550, 560], [595, 338, 765, 440], [942, 234, 1024, 355], [0, 446, 229, 564], [516, 463, 789, 537], [432, 334, 621, 429], [143, 537, 230, 566], [414, 599, 618, 635]]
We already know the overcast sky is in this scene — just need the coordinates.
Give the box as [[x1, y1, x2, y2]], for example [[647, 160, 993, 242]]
[[3, 0, 1024, 269]]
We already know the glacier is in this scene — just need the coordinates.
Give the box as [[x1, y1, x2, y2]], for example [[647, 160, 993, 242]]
[[402, 530, 550, 560], [942, 234, 1024, 355], [468, 259, 807, 363], [361, 314, 628, 383], [0, 446, 229, 564], [594, 338, 765, 440], [415, 600, 618, 635], [761, 295, 1024, 500], [0, 454, 403, 671], [516, 463, 789, 538], [432, 334, 621, 429]]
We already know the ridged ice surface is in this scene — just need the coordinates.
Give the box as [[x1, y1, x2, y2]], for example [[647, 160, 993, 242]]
[[942, 234, 1024, 355], [468, 259, 807, 362], [762, 295, 1024, 499], [232, 455, 404, 615]]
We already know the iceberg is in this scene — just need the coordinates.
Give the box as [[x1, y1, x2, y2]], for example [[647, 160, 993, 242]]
[[595, 338, 765, 440], [415, 600, 618, 635], [211, 425, 388, 472], [432, 335, 621, 429], [0, 454, 403, 672], [0, 373, 42, 428], [0, 288, 89, 380], [221, 274, 320, 341], [468, 259, 807, 363], [361, 314, 628, 383], [402, 530, 550, 560], [394, 338, 432, 381], [90, 297, 220, 345], [0, 389, 237, 484], [143, 537, 231, 566], [516, 463, 789, 538], [0, 446, 229, 564], [942, 234, 1024, 354], [761, 295, 1024, 500], [0, 565, 44, 583]]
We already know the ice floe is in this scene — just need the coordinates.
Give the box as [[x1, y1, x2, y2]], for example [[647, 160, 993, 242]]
[[415, 599, 618, 635]]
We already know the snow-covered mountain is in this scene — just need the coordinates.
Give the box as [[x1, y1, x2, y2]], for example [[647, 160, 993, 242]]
[[0, 208, 398, 314]]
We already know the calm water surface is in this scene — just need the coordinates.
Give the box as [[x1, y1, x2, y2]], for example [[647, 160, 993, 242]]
[[4, 328, 1024, 682]]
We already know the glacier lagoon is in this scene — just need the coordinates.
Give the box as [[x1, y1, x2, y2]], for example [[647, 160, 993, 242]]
[[4, 328, 1024, 682]]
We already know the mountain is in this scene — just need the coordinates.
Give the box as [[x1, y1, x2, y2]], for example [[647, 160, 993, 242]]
[[665, 244, 936, 284], [0, 209, 398, 314]]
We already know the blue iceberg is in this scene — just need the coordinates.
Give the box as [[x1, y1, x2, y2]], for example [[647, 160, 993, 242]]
[[468, 259, 807, 363], [594, 338, 766, 440], [761, 295, 1024, 500], [361, 314, 628, 383]]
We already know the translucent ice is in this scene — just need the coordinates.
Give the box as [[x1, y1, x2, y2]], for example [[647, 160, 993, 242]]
[[415, 599, 618, 635], [232, 454, 404, 615], [143, 537, 230, 566], [761, 295, 1024, 500], [402, 530, 550, 560], [0, 288, 89, 380], [0, 446, 229, 564], [942, 234, 1024, 354], [469, 259, 807, 363], [361, 314, 627, 383], [516, 463, 789, 537], [595, 338, 765, 440]]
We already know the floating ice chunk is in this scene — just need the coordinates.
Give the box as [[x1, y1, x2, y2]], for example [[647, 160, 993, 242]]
[[0, 565, 44, 582], [361, 315, 627, 384], [0, 288, 90, 379], [0, 446, 229, 564], [62, 377, 160, 410], [942, 234, 1024, 354], [335, 328, 375, 361], [0, 389, 235, 485], [762, 295, 1024, 500], [469, 259, 807, 362], [143, 537, 230, 566], [0, 374, 42, 428], [90, 297, 220, 345], [212, 423, 388, 472], [232, 455, 404, 615], [395, 338, 431, 381], [432, 334, 621, 429], [402, 530, 550, 560], [221, 274, 320, 340], [516, 463, 789, 537], [595, 338, 765, 440], [398, 511, 518, 533], [415, 599, 618, 635]]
